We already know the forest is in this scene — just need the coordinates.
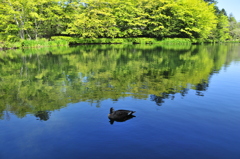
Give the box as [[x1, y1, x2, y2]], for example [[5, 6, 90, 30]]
[[0, 0, 240, 46]]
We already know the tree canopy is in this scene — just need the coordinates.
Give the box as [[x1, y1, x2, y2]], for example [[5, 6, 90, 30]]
[[0, 0, 239, 42]]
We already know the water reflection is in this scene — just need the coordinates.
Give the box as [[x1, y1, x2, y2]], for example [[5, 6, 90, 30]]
[[35, 111, 51, 121], [109, 115, 136, 125], [150, 93, 175, 106], [0, 44, 240, 120], [195, 80, 209, 96]]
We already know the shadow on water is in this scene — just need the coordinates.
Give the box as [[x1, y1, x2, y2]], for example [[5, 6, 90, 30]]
[[0, 44, 240, 120]]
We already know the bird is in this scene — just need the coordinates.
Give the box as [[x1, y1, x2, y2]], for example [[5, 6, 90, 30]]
[[108, 107, 136, 124]]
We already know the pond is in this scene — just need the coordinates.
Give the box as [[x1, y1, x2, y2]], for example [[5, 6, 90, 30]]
[[0, 43, 240, 159]]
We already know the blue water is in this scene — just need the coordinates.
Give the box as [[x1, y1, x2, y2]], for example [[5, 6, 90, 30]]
[[1, 44, 240, 159]]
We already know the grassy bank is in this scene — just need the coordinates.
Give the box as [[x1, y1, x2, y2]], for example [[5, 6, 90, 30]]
[[0, 37, 210, 50], [0, 38, 69, 50], [51, 36, 192, 45]]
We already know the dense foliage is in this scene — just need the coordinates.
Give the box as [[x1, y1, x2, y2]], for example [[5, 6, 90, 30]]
[[0, 0, 239, 43]]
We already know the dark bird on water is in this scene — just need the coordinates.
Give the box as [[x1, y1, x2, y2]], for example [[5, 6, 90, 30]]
[[108, 107, 136, 124]]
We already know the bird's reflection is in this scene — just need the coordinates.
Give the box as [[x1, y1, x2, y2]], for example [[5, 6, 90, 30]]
[[108, 107, 136, 125]]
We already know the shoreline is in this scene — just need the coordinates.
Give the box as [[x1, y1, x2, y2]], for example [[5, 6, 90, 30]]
[[0, 37, 239, 50]]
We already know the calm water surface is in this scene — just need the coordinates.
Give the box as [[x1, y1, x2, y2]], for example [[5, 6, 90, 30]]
[[0, 44, 240, 159]]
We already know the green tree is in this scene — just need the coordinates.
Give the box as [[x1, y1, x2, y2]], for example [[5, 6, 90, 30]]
[[0, 0, 233, 42], [209, 9, 230, 41], [0, 0, 67, 40], [142, 0, 177, 38], [142, 0, 217, 39], [66, 0, 119, 38], [112, 0, 148, 37], [228, 14, 240, 40], [173, 0, 217, 39]]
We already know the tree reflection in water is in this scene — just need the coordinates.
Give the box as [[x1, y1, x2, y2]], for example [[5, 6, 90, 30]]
[[0, 44, 239, 120], [35, 111, 51, 121], [150, 93, 175, 106], [195, 80, 209, 96]]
